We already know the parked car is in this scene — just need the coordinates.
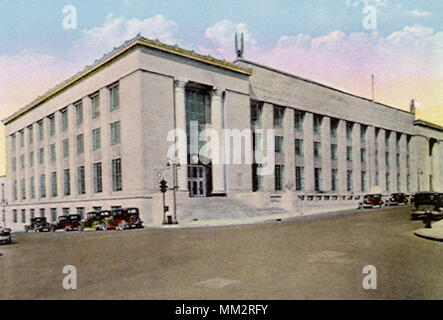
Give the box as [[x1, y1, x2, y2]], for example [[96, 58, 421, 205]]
[[0, 228, 13, 245], [103, 208, 144, 230], [51, 214, 82, 232], [386, 193, 410, 206], [79, 212, 103, 232], [358, 194, 384, 209], [25, 217, 52, 233], [411, 192, 443, 220]]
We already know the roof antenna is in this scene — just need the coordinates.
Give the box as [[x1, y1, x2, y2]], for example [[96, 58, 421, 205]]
[[410, 99, 416, 115], [235, 32, 244, 59], [371, 74, 375, 102]]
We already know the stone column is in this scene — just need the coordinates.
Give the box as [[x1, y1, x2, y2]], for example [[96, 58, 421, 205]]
[[399, 133, 407, 192], [211, 88, 225, 194], [284, 108, 295, 191], [303, 112, 314, 192], [100, 87, 111, 196], [389, 131, 396, 192], [378, 129, 387, 193], [337, 120, 347, 193], [262, 103, 275, 193], [367, 126, 376, 191], [321, 116, 331, 192], [352, 123, 362, 193], [174, 80, 188, 192]]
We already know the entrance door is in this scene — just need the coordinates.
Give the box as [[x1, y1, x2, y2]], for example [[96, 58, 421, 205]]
[[188, 165, 207, 197]]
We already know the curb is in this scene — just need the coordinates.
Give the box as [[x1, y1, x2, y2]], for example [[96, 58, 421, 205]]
[[414, 229, 443, 242]]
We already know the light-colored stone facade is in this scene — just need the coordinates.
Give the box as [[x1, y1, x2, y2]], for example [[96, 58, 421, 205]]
[[2, 36, 442, 231]]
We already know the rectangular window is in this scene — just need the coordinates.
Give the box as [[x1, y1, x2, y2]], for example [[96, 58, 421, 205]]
[[361, 149, 366, 164], [295, 139, 304, 157], [275, 136, 284, 154], [314, 142, 321, 160], [13, 209, 17, 223], [11, 134, 16, 151], [40, 208, 45, 218], [386, 173, 390, 191], [314, 168, 322, 192], [110, 121, 121, 146], [92, 128, 101, 151], [252, 132, 262, 153], [296, 166, 304, 191], [331, 169, 338, 192], [63, 139, 69, 158], [273, 106, 285, 128], [110, 84, 120, 111], [375, 172, 379, 186], [91, 93, 100, 118], [397, 173, 401, 191], [50, 144, 56, 163], [77, 166, 86, 195], [252, 164, 263, 192], [93, 206, 102, 213], [12, 158, 16, 172], [49, 115, 55, 136], [347, 170, 353, 192], [30, 177, 35, 199], [61, 109, 68, 131], [251, 102, 262, 124], [40, 174, 46, 198], [77, 134, 84, 155], [28, 125, 33, 144], [21, 209, 26, 223], [51, 172, 57, 197], [93, 162, 103, 193], [39, 147, 44, 164], [360, 125, 367, 143], [63, 208, 70, 216], [13, 180, 17, 201], [406, 155, 410, 170], [407, 174, 410, 191], [396, 153, 400, 167], [275, 165, 284, 191], [29, 151, 34, 168], [346, 147, 353, 161], [75, 101, 83, 126], [361, 171, 367, 192], [386, 152, 390, 166], [20, 154, 25, 168], [112, 158, 122, 192], [64, 169, 71, 196], [375, 150, 379, 167], [38, 121, 44, 140], [346, 122, 353, 141], [30, 209, 35, 219], [385, 131, 390, 148], [313, 115, 322, 135], [294, 111, 304, 132], [21, 178, 26, 200], [330, 119, 338, 138], [20, 130, 24, 148], [77, 207, 85, 220], [331, 144, 338, 160], [51, 208, 57, 223]]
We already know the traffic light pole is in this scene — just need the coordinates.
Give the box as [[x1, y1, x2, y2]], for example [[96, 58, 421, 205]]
[[162, 191, 167, 225]]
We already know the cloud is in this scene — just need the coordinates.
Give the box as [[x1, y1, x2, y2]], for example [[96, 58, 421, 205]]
[[74, 13, 178, 65], [345, 0, 388, 7], [407, 9, 431, 17]]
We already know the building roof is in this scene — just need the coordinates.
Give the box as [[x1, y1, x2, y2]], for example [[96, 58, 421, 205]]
[[2, 35, 251, 125], [414, 119, 443, 132]]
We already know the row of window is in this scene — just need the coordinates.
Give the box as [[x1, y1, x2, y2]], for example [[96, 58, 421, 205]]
[[251, 102, 411, 148], [11, 122, 121, 173], [252, 165, 411, 193], [11, 158, 122, 201], [10, 84, 120, 151], [11, 205, 123, 224]]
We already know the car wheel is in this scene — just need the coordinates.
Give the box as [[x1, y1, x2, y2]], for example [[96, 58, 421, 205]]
[[101, 223, 108, 231]]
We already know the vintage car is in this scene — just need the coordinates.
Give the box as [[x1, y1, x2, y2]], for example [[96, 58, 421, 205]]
[[79, 212, 103, 232], [386, 193, 410, 206], [103, 208, 144, 230], [51, 214, 82, 232], [358, 194, 384, 209], [411, 192, 443, 220], [0, 228, 13, 245], [25, 217, 52, 232]]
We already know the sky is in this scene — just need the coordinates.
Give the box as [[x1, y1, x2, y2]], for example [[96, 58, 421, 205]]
[[0, 0, 442, 175]]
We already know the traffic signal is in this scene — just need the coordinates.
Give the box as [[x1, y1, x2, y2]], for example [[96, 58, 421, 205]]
[[160, 180, 168, 193]]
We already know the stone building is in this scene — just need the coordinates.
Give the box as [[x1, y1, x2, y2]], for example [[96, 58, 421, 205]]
[[2, 35, 442, 231]]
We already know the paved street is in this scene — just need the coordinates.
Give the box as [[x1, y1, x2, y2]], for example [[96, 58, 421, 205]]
[[0, 206, 442, 300]]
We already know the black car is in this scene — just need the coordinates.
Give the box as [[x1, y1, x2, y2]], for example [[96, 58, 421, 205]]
[[0, 228, 13, 245], [387, 193, 409, 206], [411, 192, 443, 220], [25, 217, 52, 232]]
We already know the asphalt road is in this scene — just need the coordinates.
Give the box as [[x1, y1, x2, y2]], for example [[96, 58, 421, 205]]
[[0, 206, 442, 300]]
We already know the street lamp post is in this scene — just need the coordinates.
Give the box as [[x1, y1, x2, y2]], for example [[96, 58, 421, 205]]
[[167, 157, 180, 224]]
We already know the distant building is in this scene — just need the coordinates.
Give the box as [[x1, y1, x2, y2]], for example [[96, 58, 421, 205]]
[[2, 35, 442, 231]]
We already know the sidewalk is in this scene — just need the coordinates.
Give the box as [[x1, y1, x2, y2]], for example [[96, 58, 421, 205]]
[[414, 220, 443, 242], [144, 206, 360, 229]]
